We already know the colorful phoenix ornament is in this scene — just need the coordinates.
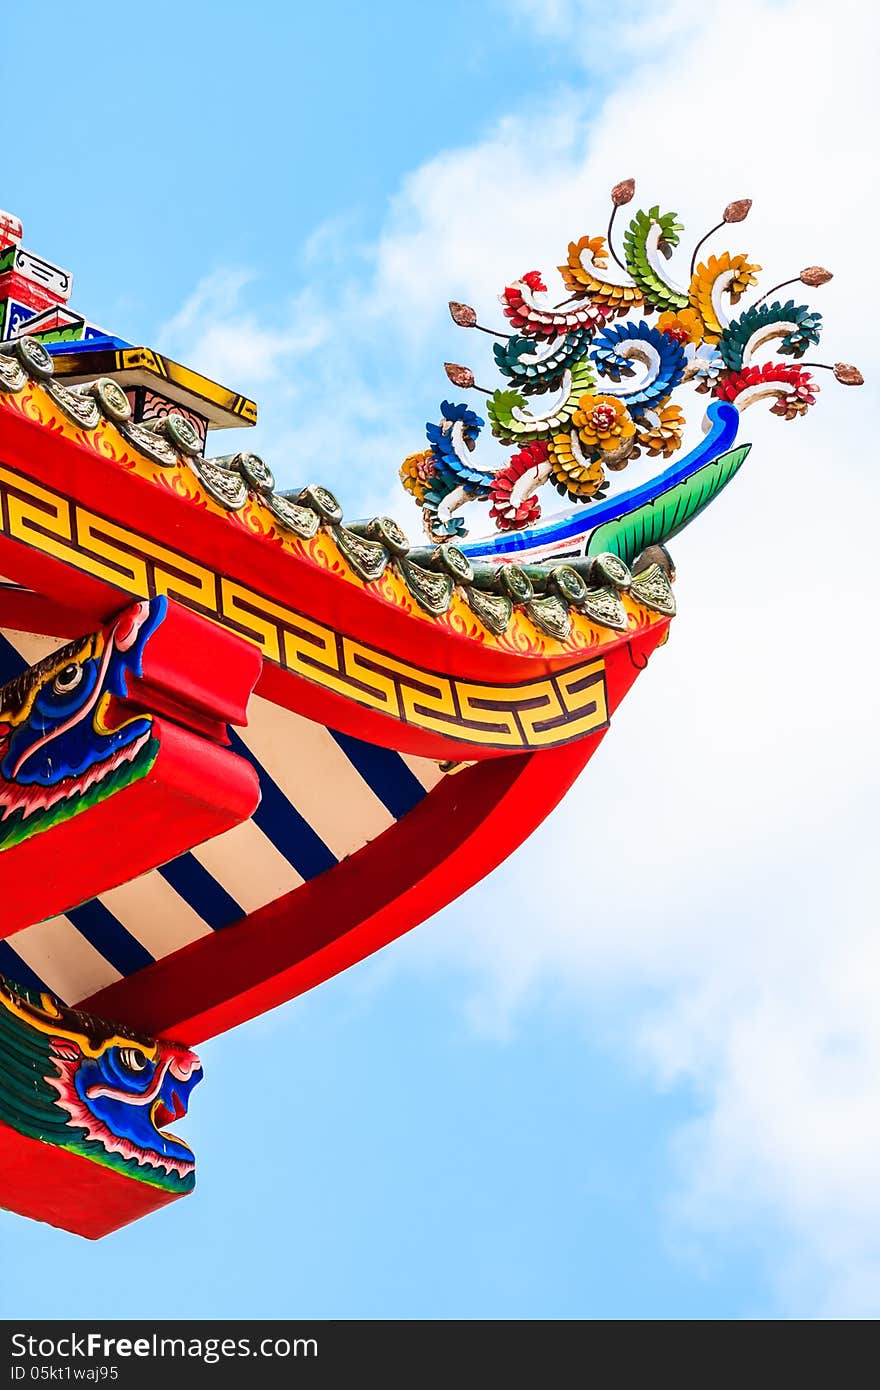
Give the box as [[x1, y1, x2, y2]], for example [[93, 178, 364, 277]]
[[401, 182, 861, 543]]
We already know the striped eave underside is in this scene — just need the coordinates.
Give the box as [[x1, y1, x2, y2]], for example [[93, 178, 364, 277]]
[[0, 628, 443, 1006]]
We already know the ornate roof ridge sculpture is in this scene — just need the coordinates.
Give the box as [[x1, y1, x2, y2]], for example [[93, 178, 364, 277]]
[[0, 193, 861, 1239], [0, 336, 675, 649], [399, 180, 862, 562]]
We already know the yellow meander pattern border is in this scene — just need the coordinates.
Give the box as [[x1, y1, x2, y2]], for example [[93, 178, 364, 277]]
[[0, 462, 610, 750]]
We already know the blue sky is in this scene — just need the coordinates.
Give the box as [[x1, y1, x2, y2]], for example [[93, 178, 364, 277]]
[[2, 0, 879, 1319]]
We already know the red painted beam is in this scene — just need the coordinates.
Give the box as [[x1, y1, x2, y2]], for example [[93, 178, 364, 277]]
[[0, 585, 93, 641], [0, 598, 263, 934], [0, 717, 259, 939], [0, 1122, 185, 1239]]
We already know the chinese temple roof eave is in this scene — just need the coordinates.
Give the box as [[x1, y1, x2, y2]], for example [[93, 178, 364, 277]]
[[0, 342, 676, 680]]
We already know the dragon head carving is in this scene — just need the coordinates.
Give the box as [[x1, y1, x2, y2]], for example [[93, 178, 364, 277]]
[[0, 976, 202, 1194], [0, 598, 166, 848]]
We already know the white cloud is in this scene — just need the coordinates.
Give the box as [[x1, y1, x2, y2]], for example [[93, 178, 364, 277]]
[[158, 270, 328, 393], [512, 0, 736, 55], [160, 0, 880, 1314], [393, 416, 880, 1312]]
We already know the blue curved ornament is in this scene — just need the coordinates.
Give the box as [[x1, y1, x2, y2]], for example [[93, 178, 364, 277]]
[[425, 400, 490, 494], [462, 400, 740, 561], [591, 319, 687, 406]]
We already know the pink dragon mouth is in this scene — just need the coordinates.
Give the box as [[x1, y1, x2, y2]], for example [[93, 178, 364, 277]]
[[153, 1088, 188, 1130], [0, 729, 152, 823]]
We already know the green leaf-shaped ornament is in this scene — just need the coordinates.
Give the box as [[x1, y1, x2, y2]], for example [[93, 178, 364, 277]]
[[586, 444, 751, 564]]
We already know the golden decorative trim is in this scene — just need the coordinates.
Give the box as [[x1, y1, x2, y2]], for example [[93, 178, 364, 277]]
[[0, 461, 610, 750]]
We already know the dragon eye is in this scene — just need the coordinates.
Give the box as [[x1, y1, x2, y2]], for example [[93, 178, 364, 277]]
[[53, 664, 83, 695], [119, 1047, 148, 1073]]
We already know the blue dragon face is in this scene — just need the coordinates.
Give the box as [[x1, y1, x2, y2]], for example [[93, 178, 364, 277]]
[[0, 598, 165, 793], [71, 1040, 204, 1180], [0, 978, 204, 1196]]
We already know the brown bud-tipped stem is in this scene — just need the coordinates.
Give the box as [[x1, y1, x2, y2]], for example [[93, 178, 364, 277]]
[[754, 277, 799, 306], [610, 178, 635, 207], [723, 198, 752, 224], [800, 265, 833, 287], [755, 267, 834, 306], [833, 362, 864, 385], [689, 220, 725, 278], [444, 362, 492, 394], [444, 362, 475, 390], [606, 203, 628, 274], [449, 299, 509, 338], [449, 300, 477, 328], [800, 361, 864, 385]]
